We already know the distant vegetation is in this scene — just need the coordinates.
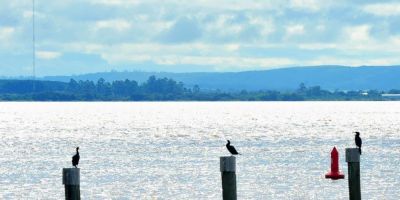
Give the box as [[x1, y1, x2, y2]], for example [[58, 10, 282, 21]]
[[0, 76, 399, 101]]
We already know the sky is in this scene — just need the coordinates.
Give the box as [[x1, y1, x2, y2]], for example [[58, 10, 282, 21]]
[[1, 0, 400, 76]]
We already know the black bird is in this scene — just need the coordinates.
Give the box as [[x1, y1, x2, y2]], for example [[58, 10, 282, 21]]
[[226, 140, 240, 155], [72, 147, 80, 168], [354, 132, 362, 155]]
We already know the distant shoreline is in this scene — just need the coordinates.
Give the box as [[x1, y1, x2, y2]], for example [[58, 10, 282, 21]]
[[1, 77, 399, 101], [1, 99, 399, 102]]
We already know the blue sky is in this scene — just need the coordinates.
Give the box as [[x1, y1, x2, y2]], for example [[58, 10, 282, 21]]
[[1, 0, 400, 76]]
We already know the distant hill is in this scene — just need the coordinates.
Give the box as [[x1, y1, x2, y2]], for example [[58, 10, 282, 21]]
[[41, 65, 400, 91], [0, 79, 67, 94]]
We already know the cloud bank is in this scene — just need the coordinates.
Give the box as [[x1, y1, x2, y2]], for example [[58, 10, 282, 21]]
[[1, 0, 400, 76]]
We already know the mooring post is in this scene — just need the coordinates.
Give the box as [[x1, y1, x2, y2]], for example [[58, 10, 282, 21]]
[[220, 156, 237, 200], [346, 148, 361, 200], [62, 168, 80, 200]]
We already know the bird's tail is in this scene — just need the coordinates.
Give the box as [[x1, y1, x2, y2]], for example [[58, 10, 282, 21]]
[[358, 147, 362, 155]]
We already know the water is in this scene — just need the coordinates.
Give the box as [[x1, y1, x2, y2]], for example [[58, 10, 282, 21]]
[[0, 102, 399, 199]]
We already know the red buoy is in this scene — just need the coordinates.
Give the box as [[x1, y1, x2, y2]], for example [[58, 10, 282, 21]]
[[325, 146, 345, 180]]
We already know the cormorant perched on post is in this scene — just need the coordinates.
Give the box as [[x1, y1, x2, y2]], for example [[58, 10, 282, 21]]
[[72, 147, 80, 168], [354, 132, 362, 155], [226, 140, 240, 155]]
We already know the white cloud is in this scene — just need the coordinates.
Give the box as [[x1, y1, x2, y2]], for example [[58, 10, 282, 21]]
[[290, 0, 321, 11], [390, 36, 400, 46], [94, 19, 131, 31], [5, 0, 400, 75], [188, 0, 277, 11], [316, 24, 326, 31], [248, 16, 275, 37], [305, 56, 400, 67], [23, 11, 33, 18], [103, 54, 295, 70], [225, 44, 240, 52], [330, 35, 400, 54], [22, 9, 47, 20], [36, 51, 62, 60], [363, 3, 400, 16], [343, 25, 371, 42], [204, 14, 244, 38], [298, 43, 337, 50], [102, 54, 151, 63], [64, 42, 292, 68], [0, 27, 15, 40], [66, 42, 244, 58], [92, 0, 278, 11], [59, 36, 400, 69], [91, 0, 140, 6], [286, 24, 305, 37], [64, 43, 104, 53]]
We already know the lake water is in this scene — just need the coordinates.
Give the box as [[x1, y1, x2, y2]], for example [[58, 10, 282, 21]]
[[0, 102, 399, 199]]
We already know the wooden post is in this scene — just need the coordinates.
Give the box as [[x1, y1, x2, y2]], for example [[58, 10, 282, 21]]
[[346, 148, 361, 200], [220, 156, 237, 200], [63, 168, 80, 200]]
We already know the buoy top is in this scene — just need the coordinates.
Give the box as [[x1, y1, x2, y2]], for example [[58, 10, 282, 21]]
[[331, 146, 338, 156]]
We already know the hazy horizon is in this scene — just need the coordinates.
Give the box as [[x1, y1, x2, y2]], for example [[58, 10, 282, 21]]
[[1, 64, 399, 79]]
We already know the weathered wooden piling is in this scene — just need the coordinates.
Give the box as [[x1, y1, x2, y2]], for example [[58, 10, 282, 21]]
[[346, 148, 361, 200], [220, 156, 237, 200], [62, 168, 80, 200]]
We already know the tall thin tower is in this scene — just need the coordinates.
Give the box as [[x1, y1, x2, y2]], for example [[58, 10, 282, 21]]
[[32, 0, 36, 91]]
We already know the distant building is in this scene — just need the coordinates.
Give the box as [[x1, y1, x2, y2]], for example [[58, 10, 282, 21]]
[[381, 94, 400, 99]]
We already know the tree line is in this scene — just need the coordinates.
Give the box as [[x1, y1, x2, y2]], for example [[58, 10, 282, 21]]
[[0, 76, 398, 101]]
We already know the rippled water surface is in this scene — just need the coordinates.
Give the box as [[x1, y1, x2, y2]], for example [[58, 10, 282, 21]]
[[0, 102, 399, 199]]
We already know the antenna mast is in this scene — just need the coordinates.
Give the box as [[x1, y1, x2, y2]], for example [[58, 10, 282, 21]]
[[32, 0, 36, 90]]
